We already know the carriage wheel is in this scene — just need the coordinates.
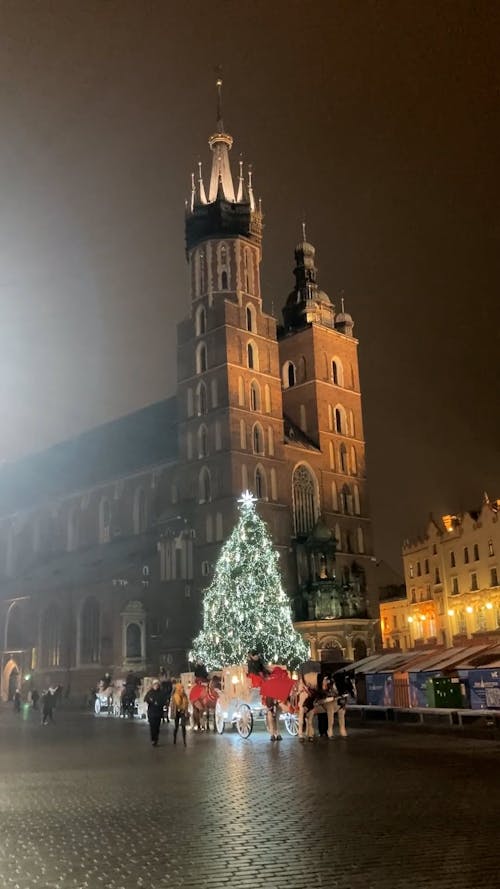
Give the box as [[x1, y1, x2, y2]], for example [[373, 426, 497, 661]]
[[235, 704, 253, 739], [215, 700, 225, 735], [94, 698, 101, 715], [284, 713, 299, 736]]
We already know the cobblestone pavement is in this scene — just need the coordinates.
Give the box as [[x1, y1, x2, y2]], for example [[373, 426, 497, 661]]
[[0, 706, 498, 889]]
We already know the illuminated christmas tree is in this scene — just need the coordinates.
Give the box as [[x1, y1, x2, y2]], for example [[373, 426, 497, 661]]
[[190, 491, 309, 670]]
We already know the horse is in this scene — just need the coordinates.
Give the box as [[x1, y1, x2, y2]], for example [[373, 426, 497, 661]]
[[299, 670, 355, 741], [190, 676, 221, 731]]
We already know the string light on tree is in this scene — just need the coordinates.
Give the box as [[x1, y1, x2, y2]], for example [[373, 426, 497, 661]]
[[190, 491, 309, 669]]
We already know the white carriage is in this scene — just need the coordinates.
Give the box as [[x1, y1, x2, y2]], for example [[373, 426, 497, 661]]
[[93, 677, 153, 719], [214, 664, 300, 739]]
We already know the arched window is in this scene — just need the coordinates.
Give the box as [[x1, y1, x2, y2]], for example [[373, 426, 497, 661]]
[[67, 507, 79, 552], [357, 527, 365, 554], [238, 376, 245, 406], [126, 623, 142, 659], [195, 305, 206, 336], [215, 513, 223, 541], [41, 604, 62, 668], [198, 467, 211, 503], [196, 381, 207, 415], [186, 388, 194, 417], [80, 597, 99, 664], [264, 385, 271, 413], [350, 446, 357, 475], [341, 484, 352, 515], [246, 305, 256, 332], [240, 420, 247, 449], [194, 248, 206, 297], [196, 342, 207, 374], [218, 242, 230, 290], [250, 380, 261, 411], [331, 481, 338, 511], [210, 378, 218, 408], [268, 427, 275, 456], [332, 358, 344, 387], [206, 514, 213, 543], [292, 464, 319, 536], [270, 468, 278, 501], [99, 498, 111, 543], [247, 341, 257, 370], [221, 270, 228, 289], [335, 406, 347, 434], [133, 488, 147, 534], [252, 423, 264, 455], [340, 443, 348, 474], [354, 485, 361, 515], [255, 465, 267, 500], [349, 410, 355, 437], [282, 360, 296, 388], [329, 441, 335, 470], [198, 424, 208, 458]]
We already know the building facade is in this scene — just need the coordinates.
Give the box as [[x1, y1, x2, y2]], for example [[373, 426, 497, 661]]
[[0, 84, 378, 700], [380, 496, 500, 652]]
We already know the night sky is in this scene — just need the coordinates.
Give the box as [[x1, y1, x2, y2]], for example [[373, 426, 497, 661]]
[[0, 2, 499, 570]]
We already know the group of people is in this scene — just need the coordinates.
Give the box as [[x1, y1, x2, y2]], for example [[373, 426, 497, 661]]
[[12, 685, 61, 725], [144, 675, 190, 747]]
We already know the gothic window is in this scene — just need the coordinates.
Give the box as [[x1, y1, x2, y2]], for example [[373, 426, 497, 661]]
[[198, 424, 208, 458], [195, 305, 206, 336], [133, 488, 147, 534], [67, 507, 79, 552], [240, 420, 247, 449], [350, 446, 357, 475], [354, 485, 361, 515], [246, 304, 256, 332], [247, 341, 257, 370], [283, 361, 296, 388], [341, 484, 352, 514], [186, 388, 194, 417], [335, 406, 347, 434], [196, 342, 207, 374], [238, 376, 245, 406], [292, 464, 319, 536], [80, 597, 100, 664], [357, 527, 365, 554], [99, 498, 111, 543], [329, 441, 335, 470], [198, 467, 211, 503], [210, 378, 218, 408], [270, 468, 278, 501], [250, 380, 261, 411], [41, 604, 62, 668], [268, 427, 275, 456], [332, 358, 344, 387], [264, 384, 271, 413], [126, 623, 142, 659], [218, 242, 230, 290], [255, 465, 267, 500], [340, 443, 348, 474], [196, 381, 207, 415], [331, 481, 338, 511], [221, 270, 228, 289], [252, 423, 264, 455]]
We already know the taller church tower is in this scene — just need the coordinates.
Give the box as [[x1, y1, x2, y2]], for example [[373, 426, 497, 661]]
[[175, 80, 293, 618]]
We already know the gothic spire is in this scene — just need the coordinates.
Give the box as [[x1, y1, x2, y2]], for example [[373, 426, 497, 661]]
[[208, 77, 236, 202]]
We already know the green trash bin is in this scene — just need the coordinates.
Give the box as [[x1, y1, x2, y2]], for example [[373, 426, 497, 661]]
[[428, 676, 464, 709]]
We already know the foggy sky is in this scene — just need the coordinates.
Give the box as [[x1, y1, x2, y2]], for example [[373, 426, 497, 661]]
[[0, 1, 499, 571]]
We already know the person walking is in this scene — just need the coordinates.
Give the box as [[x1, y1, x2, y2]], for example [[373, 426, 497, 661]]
[[171, 681, 189, 746], [144, 679, 164, 747], [41, 689, 55, 725], [31, 689, 39, 710]]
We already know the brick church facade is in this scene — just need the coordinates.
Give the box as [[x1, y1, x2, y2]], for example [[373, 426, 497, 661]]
[[0, 84, 379, 700]]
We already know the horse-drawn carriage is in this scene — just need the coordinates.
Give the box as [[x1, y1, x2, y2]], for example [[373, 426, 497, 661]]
[[213, 664, 300, 739], [93, 675, 152, 719]]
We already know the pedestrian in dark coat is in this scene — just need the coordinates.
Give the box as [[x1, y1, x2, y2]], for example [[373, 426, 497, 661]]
[[41, 689, 55, 725], [144, 679, 164, 746], [31, 689, 39, 710]]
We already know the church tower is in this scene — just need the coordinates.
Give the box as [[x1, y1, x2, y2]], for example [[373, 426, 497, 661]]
[[175, 80, 293, 612], [278, 231, 378, 661]]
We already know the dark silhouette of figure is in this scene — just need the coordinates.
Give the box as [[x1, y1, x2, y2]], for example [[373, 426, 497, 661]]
[[13, 690, 21, 713], [160, 671, 172, 723], [31, 689, 39, 710], [144, 679, 164, 746], [41, 689, 55, 725]]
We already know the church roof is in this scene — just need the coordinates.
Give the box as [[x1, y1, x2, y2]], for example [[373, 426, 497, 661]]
[[0, 397, 178, 517], [283, 416, 320, 451]]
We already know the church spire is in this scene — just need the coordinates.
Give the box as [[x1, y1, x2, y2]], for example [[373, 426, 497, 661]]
[[208, 77, 236, 202]]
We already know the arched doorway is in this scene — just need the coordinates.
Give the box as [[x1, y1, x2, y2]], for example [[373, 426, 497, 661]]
[[353, 638, 367, 661], [2, 659, 20, 702], [8, 667, 19, 700]]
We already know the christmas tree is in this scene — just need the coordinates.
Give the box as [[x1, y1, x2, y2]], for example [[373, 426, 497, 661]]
[[190, 491, 309, 669]]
